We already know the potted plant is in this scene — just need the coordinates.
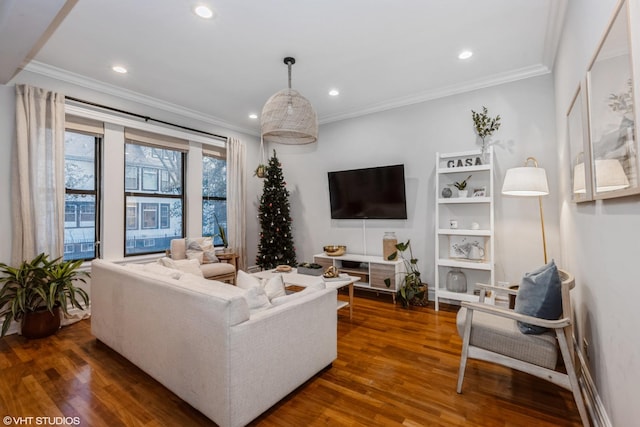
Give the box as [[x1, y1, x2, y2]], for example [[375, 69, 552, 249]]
[[254, 164, 267, 178], [449, 175, 472, 197], [0, 253, 90, 338], [384, 240, 427, 308], [214, 213, 229, 251], [471, 106, 501, 162]]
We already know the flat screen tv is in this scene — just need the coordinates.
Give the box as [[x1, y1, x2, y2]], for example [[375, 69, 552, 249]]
[[328, 164, 407, 219]]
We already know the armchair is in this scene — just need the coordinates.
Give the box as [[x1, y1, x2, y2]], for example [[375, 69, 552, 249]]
[[168, 238, 236, 284], [456, 270, 590, 426]]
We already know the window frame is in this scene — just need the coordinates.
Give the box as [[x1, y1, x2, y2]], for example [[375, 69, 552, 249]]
[[124, 141, 186, 256], [202, 153, 227, 246], [64, 130, 102, 261]]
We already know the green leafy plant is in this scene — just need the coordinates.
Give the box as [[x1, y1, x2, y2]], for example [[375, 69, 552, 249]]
[[384, 240, 425, 308], [254, 164, 267, 178], [0, 253, 90, 337], [214, 213, 228, 248], [449, 175, 472, 190], [472, 106, 501, 159], [471, 106, 501, 140]]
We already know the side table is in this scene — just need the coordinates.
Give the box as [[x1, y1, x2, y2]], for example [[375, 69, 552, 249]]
[[216, 251, 238, 269]]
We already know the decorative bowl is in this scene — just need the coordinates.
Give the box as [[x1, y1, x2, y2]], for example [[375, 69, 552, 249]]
[[323, 245, 346, 256]]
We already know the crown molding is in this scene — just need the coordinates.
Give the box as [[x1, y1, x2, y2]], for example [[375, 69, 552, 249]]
[[541, 0, 568, 70], [319, 64, 551, 125], [21, 61, 259, 136]]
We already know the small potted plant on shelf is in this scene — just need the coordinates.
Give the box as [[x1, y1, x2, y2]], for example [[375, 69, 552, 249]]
[[384, 240, 427, 308], [0, 253, 90, 338], [471, 106, 501, 162], [448, 175, 472, 197]]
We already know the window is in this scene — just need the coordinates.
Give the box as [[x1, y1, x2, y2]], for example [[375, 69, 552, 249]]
[[142, 167, 159, 191], [125, 141, 184, 256], [202, 154, 227, 246], [142, 203, 158, 229], [160, 204, 170, 229], [126, 204, 138, 230], [64, 129, 101, 261], [125, 166, 139, 190]]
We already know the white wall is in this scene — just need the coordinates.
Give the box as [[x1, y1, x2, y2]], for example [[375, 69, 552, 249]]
[[272, 74, 558, 287], [0, 71, 262, 269], [554, 0, 640, 425]]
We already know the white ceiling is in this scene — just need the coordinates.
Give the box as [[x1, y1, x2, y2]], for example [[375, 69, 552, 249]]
[[3, 0, 567, 135]]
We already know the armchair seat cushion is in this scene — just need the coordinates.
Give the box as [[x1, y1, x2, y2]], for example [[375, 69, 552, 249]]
[[456, 307, 558, 369], [200, 262, 235, 279]]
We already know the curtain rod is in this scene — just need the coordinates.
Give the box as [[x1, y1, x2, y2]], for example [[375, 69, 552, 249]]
[[65, 96, 228, 141]]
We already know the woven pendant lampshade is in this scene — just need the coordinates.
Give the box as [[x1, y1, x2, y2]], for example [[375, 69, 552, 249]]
[[261, 57, 318, 145]]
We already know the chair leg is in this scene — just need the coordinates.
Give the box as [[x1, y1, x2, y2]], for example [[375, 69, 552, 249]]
[[557, 328, 590, 427], [457, 308, 474, 393]]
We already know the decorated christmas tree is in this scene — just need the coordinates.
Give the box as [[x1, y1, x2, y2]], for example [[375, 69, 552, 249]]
[[256, 150, 297, 269]]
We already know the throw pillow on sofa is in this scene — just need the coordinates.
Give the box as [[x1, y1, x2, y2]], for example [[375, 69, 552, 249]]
[[514, 260, 562, 334], [244, 286, 272, 313], [185, 237, 219, 264], [158, 257, 204, 277], [236, 270, 286, 300]]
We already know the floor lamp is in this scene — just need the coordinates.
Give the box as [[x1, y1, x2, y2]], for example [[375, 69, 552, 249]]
[[501, 157, 549, 263]]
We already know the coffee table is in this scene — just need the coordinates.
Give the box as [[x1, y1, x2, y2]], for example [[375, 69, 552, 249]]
[[252, 269, 358, 319]]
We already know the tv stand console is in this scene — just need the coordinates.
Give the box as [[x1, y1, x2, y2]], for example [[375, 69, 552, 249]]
[[313, 253, 404, 303]]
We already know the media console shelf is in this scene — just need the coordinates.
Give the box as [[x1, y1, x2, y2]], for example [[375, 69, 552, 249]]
[[313, 253, 404, 303]]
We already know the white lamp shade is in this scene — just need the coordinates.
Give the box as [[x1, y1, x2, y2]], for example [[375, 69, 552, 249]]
[[502, 166, 549, 196], [594, 159, 629, 192]]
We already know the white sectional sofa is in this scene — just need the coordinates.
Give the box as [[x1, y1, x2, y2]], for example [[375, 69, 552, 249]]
[[91, 259, 337, 427]]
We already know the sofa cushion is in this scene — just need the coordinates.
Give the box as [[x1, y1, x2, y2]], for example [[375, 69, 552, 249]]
[[270, 285, 323, 306], [456, 307, 558, 369], [185, 237, 219, 264], [236, 270, 286, 300], [158, 257, 204, 277], [514, 260, 562, 334], [200, 262, 235, 279], [126, 262, 183, 280]]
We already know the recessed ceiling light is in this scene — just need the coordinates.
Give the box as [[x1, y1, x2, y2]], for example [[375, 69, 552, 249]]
[[329, 89, 340, 96], [194, 5, 214, 19], [458, 50, 473, 60], [112, 65, 127, 74], [249, 113, 258, 119]]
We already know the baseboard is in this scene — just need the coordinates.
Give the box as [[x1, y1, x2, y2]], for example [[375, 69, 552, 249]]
[[576, 344, 613, 427]]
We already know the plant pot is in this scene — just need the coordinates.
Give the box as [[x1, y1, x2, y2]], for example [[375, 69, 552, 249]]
[[21, 306, 61, 339], [458, 190, 468, 198]]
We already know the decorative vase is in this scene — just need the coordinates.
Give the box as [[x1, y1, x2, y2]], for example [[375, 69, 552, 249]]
[[382, 232, 398, 260], [21, 305, 61, 339], [441, 187, 452, 198], [458, 190, 468, 198], [446, 268, 467, 293]]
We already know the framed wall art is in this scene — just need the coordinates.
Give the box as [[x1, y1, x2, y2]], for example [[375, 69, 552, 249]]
[[567, 83, 593, 202], [586, 0, 640, 200]]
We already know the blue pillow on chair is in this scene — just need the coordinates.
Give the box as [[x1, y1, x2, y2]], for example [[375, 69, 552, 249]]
[[514, 260, 562, 334]]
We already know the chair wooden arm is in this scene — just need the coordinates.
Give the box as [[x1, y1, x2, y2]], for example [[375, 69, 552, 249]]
[[461, 301, 571, 329], [474, 282, 519, 296]]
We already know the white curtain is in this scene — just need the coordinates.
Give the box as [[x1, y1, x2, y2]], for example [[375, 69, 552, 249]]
[[12, 85, 66, 265], [227, 137, 247, 270]]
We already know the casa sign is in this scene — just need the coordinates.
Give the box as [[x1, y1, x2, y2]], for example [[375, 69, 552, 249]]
[[446, 156, 482, 168]]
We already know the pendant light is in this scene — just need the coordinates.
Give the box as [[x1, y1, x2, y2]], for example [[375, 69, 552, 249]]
[[261, 57, 318, 144]]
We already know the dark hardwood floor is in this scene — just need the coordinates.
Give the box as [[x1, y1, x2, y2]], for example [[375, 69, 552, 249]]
[[0, 291, 583, 426]]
